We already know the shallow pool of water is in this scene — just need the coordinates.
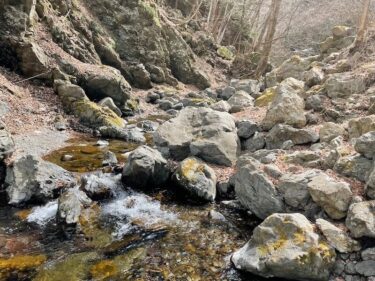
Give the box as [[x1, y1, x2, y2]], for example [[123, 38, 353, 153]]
[[0, 137, 274, 281]]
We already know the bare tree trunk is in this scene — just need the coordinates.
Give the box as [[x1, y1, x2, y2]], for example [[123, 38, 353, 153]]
[[354, 0, 371, 49], [255, 0, 281, 78]]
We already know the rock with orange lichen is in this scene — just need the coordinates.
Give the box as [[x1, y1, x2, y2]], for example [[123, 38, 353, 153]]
[[0, 254, 46, 273], [231, 213, 336, 281]]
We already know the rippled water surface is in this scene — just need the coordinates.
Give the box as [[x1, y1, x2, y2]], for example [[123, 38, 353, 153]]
[[0, 137, 272, 281]]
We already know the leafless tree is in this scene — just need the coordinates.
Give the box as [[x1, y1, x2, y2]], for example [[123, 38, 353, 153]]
[[255, 0, 281, 78]]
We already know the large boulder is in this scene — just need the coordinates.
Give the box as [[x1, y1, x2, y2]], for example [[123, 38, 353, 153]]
[[307, 174, 353, 219], [265, 124, 319, 149], [6, 155, 76, 205], [173, 157, 216, 202], [234, 157, 285, 219], [122, 146, 170, 189], [154, 107, 240, 166], [83, 68, 131, 107], [231, 213, 336, 281], [346, 201, 375, 238], [324, 73, 366, 99], [261, 82, 306, 130], [268, 55, 311, 82], [55, 81, 126, 131], [348, 115, 375, 139], [334, 155, 372, 182], [319, 122, 346, 143]]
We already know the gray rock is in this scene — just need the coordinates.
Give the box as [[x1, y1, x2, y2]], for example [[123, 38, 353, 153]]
[[81, 173, 120, 200], [320, 122, 346, 143], [265, 124, 319, 149], [102, 151, 118, 166], [361, 248, 375, 261], [306, 95, 324, 112], [158, 99, 174, 111], [348, 115, 375, 139], [227, 90, 254, 113], [96, 140, 109, 147], [242, 132, 266, 152], [345, 262, 358, 275], [173, 157, 216, 202], [231, 213, 336, 281], [334, 155, 373, 182], [281, 140, 294, 150], [278, 170, 321, 210], [346, 201, 375, 238], [122, 146, 170, 189], [218, 86, 236, 100], [6, 155, 76, 205], [154, 107, 240, 166], [230, 79, 260, 97], [261, 83, 306, 130], [210, 100, 231, 112], [235, 159, 285, 219], [0, 123, 14, 161], [57, 187, 92, 225], [208, 210, 227, 222], [236, 120, 259, 139], [98, 97, 122, 117], [316, 219, 361, 253], [325, 73, 366, 99], [285, 150, 321, 168], [304, 66, 325, 87], [355, 132, 375, 159], [85, 69, 131, 107], [264, 164, 282, 179], [146, 92, 161, 104], [0, 101, 9, 116], [355, 261, 375, 277], [98, 126, 146, 143], [172, 102, 184, 110], [308, 174, 353, 219]]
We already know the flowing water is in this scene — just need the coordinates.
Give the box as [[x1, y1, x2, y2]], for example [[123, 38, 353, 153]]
[[0, 137, 273, 281]]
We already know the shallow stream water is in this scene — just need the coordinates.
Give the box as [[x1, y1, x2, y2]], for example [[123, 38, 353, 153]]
[[0, 137, 279, 281]]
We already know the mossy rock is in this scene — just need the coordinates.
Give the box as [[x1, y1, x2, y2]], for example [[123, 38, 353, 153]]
[[34, 252, 99, 281], [72, 100, 125, 129], [89, 248, 146, 280], [0, 255, 46, 272], [217, 46, 235, 60], [255, 87, 277, 107]]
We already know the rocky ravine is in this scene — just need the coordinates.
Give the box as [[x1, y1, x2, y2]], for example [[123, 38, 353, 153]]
[[2, 1, 375, 279]]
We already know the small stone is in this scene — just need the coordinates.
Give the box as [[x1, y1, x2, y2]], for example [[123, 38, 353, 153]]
[[61, 154, 74, 162], [102, 151, 118, 166], [96, 140, 109, 147], [236, 120, 259, 139]]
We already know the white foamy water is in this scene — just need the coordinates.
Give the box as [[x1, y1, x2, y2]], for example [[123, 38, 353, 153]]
[[102, 192, 179, 238], [27, 200, 58, 226]]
